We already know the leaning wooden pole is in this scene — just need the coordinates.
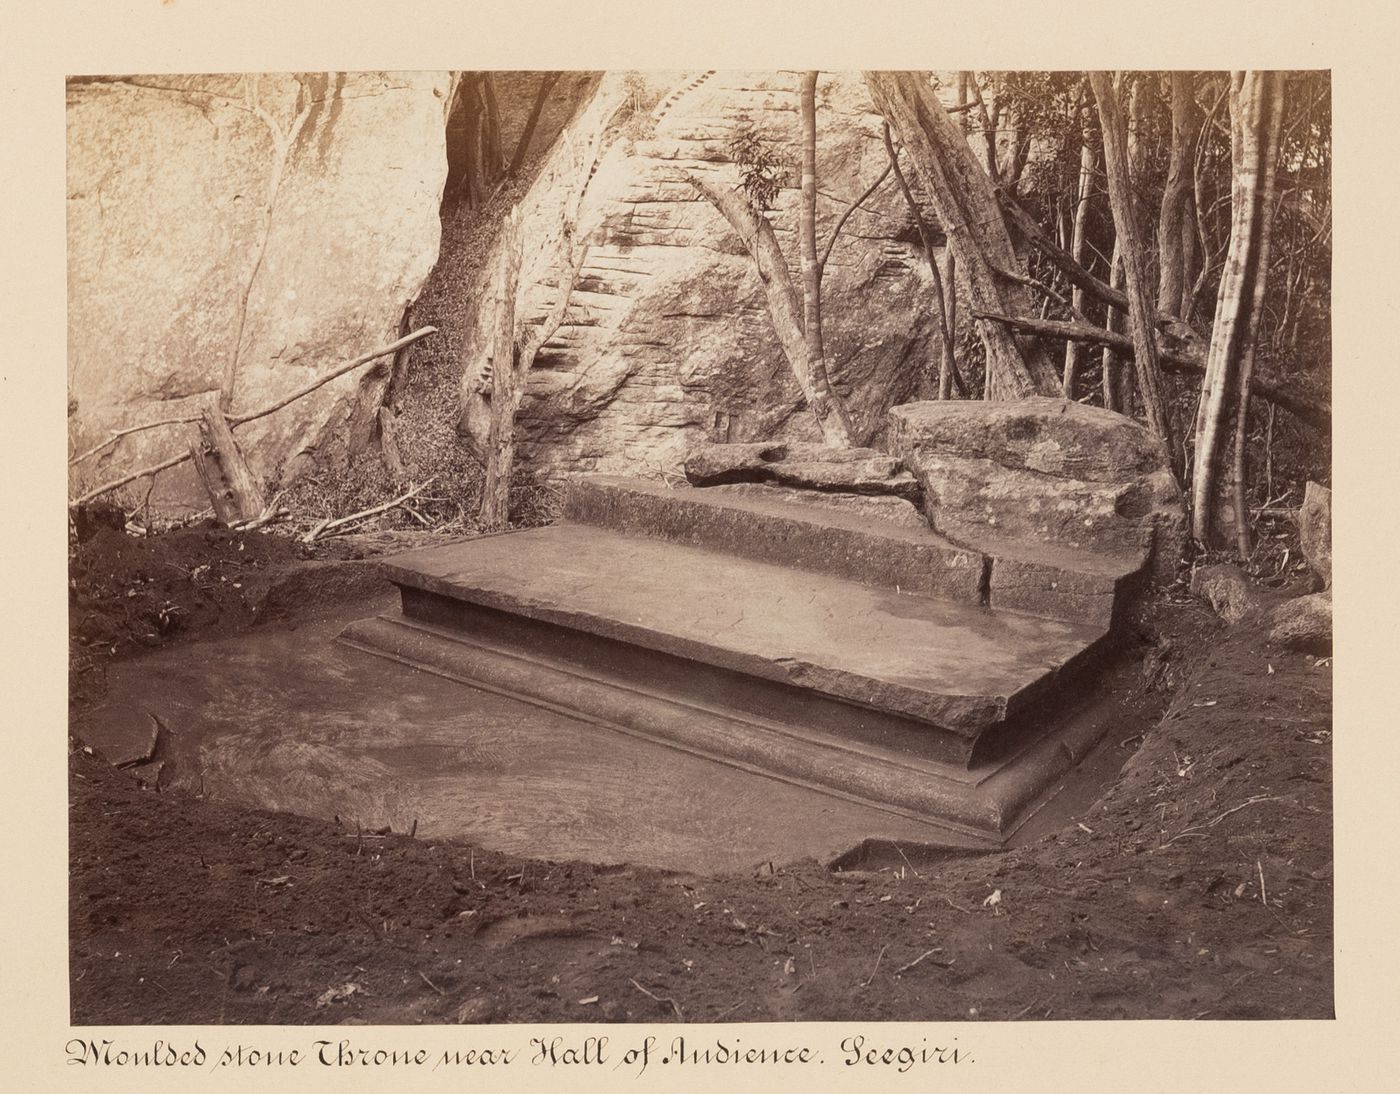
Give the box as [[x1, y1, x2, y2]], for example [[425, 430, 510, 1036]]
[[479, 209, 524, 530], [188, 402, 267, 525]]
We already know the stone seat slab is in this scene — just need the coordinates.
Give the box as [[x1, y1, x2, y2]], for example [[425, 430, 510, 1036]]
[[380, 522, 1106, 743]]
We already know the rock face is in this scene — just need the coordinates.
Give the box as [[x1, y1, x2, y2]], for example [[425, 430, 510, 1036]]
[[889, 397, 1187, 582], [1298, 481, 1332, 588], [458, 71, 943, 477], [68, 72, 453, 510]]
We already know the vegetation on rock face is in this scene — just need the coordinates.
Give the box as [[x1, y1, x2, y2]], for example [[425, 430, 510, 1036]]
[[74, 70, 1329, 578]]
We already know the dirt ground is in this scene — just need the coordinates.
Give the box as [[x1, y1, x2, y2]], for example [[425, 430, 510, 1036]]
[[68, 521, 1332, 1024]]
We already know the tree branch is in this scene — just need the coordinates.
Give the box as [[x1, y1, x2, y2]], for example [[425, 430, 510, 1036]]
[[973, 311, 1328, 429], [818, 162, 892, 273]]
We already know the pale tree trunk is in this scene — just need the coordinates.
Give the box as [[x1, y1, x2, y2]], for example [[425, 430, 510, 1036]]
[[863, 71, 1061, 400], [1101, 77, 1146, 412], [1062, 128, 1095, 399], [687, 174, 852, 445], [1157, 72, 1202, 318], [479, 209, 524, 530], [880, 121, 964, 399], [1102, 248, 1125, 411], [1090, 71, 1177, 460], [797, 71, 855, 444], [1193, 72, 1285, 547]]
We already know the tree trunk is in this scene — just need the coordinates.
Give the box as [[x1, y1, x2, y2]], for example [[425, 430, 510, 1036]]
[[1063, 132, 1095, 398], [188, 403, 267, 526], [1157, 72, 1201, 318], [797, 71, 854, 445], [863, 71, 1061, 400], [507, 72, 560, 177], [378, 407, 408, 486], [479, 209, 524, 530], [1102, 245, 1126, 411], [1193, 72, 1285, 547], [880, 121, 964, 399], [688, 173, 852, 445], [1090, 71, 1176, 460]]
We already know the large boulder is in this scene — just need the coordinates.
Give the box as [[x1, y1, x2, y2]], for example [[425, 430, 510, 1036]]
[[458, 71, 945, 476], [1298, 481, 1332, 588], [67, 72, 453, 511], [889, 397, 1187, 582]]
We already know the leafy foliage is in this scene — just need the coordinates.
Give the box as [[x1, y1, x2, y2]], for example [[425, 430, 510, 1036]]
[[726, 117, 790, 211]]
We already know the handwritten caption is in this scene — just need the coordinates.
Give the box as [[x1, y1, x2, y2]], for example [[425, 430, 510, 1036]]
[[65, 1034, 971, 1077]]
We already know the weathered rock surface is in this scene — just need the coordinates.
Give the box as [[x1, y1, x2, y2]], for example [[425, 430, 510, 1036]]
[[1298, 481, 1332, 588], [684, 442, 921, 500], [1191, 563, 1262, 624], [68, 72, 453, 510], [1268, 591, 1332, 654], [458, 71, 943, 476], [705, 483, 927, 530], [890, 397, 1186, 583]]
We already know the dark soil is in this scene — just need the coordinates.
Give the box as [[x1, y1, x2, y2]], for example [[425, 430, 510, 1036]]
[[68, 524, 1332, 1024]]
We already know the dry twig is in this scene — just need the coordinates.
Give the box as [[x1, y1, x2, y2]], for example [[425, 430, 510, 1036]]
[[629, 978, 683, 1021]]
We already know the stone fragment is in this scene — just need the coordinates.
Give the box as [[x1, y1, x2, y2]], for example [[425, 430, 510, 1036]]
[[1298, 481, 1332, 588], [705, 483, 927, 530], [1190, 563, 1262, 624], [1268, 591, 1333, 654], [685, 442, 921, 501], [682, 442, 789, 485]]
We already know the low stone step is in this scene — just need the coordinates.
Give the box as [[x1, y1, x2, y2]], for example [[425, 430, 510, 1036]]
[[564, 474, 983, 602], [376, 522, 1108, 764], [338, 611, 1118, 844], [565, 475, 1141, 627]]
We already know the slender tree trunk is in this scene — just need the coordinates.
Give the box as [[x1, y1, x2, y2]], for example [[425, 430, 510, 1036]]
[[480, 209, 524, 530], [687, 174, 851, 445], [507, 71, 560, 177], [1191, 72, 1285, 548], [1102, 246, 1125, 411], [863, 71, 1061, 400], [1157, 72, 1201, 318], [941, 250, 958, 399], [880, 121, 964, 399], [1090, 71, 1177, 461], [1063, 132, 1095, 398], [796, 71, 854, 444]]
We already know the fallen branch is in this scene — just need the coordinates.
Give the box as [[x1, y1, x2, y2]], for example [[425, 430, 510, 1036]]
[[629, 978, 683, 1021], [894, 947, 949, 976], [862, 943, 889, 987], [1161, 795, 1285, 847], [302, 480, 435, 543], [70, 326, 438, 505]]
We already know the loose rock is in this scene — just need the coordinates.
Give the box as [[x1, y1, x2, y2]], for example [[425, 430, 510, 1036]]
[[1298, 482, 1332, 588], [1268, 591, 1332, 654], [1191, 563, 1262, 625]]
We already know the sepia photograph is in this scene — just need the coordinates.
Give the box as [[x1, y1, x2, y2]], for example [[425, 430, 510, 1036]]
[[63, 64, 1334, 1031]]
